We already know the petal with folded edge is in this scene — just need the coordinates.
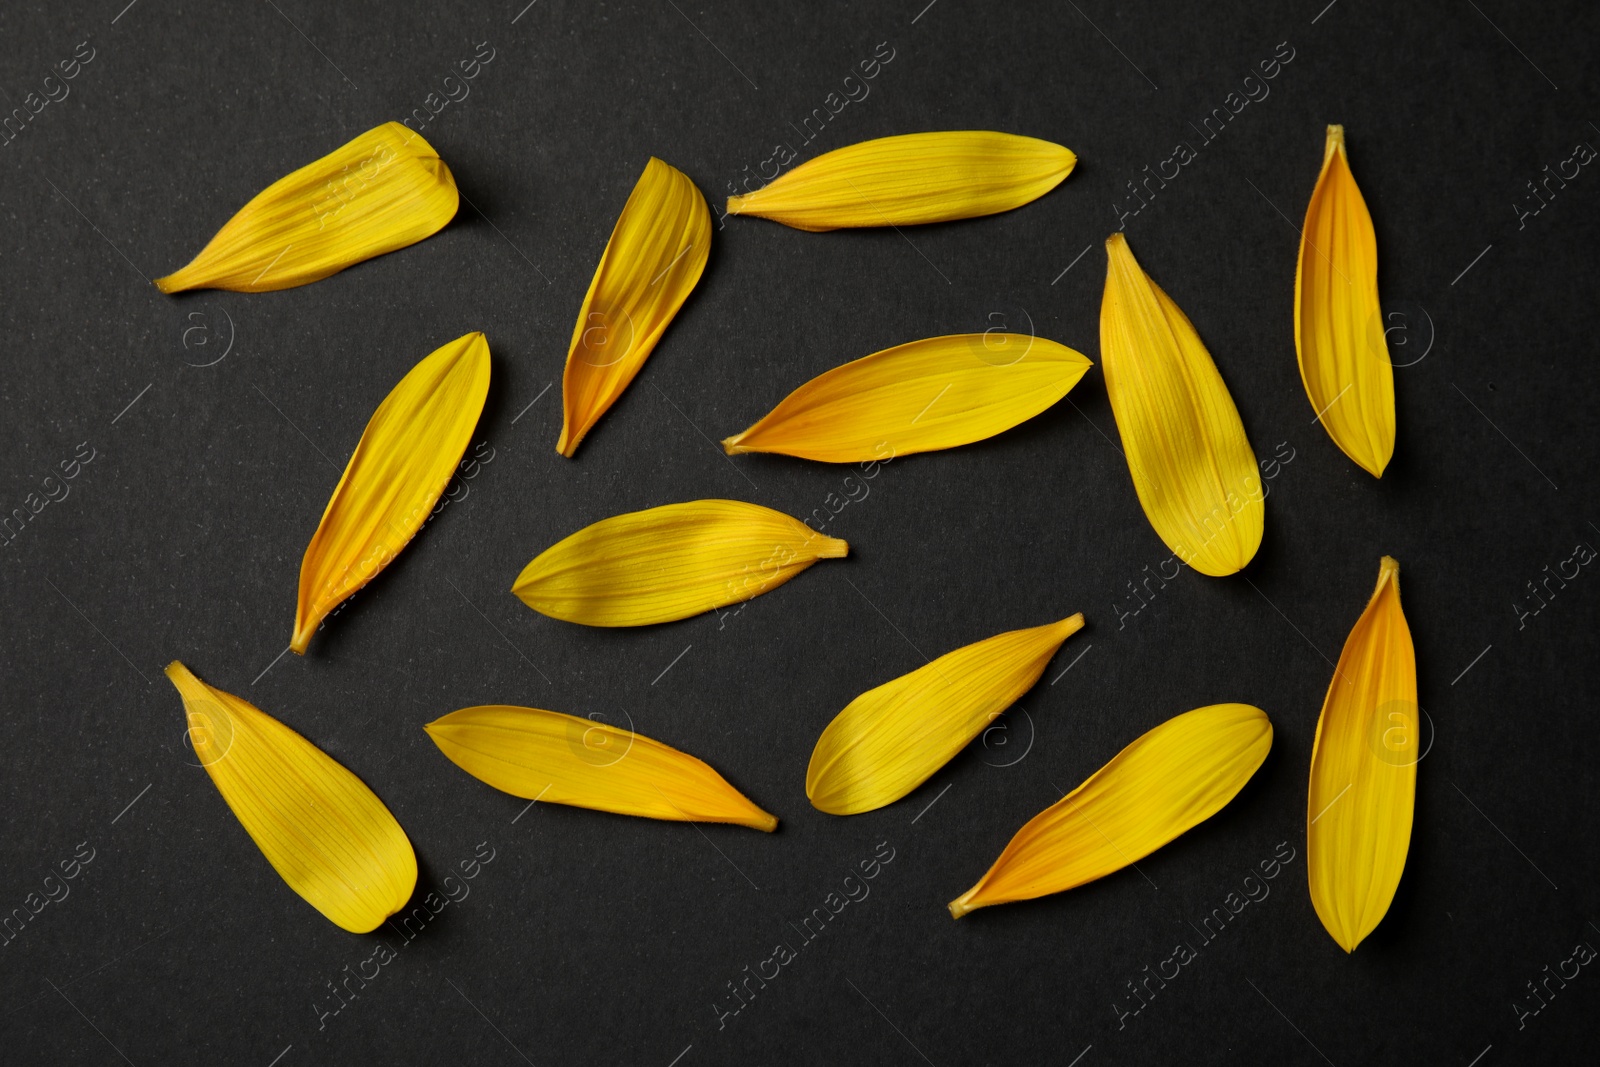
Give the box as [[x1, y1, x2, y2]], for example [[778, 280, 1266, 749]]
[[723, 335, 1092, 463], [426, 705, 777, 831], [949, 703, 1271, 917], [293, 331, 491, 653], [165, 662, 417, 933], [156, 123, 458, 294], [808, 615, 1084, 815]]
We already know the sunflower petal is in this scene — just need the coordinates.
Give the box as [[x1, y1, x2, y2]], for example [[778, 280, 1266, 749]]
[[426, 705, 777, 831], [722, 335, 1092, 463], [725, 131, 1075, 232], [558, 157, 711, 456], [156, 122, 458, 294], [949, 703, 1271, 918], [293, 332, 491, 653], [808, 614, 1083, 815], [513, 499, 845, 627], [1100, 233, 1264, 577], [1296, 126, 1395, 478], [164, 662, 416, 932], [1307, 556, 1417, 952]]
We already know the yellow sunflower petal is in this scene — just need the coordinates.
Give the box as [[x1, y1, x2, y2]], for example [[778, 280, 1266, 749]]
[[293, 332, 491, 653], [165, 662, 416, 933], [156, 122, 458, 294], [725, 131, 1075, 232], [512, 499, 845, 627], [808, 614, 1083, 815], [426, 705, 777, 830], [1295, 125, 1395, 478], [1100, 233, 1264, 577], [558, 157, 711, 457], [949, 703, 1271, 918], [722, 335, 1092, 463], [1307, 556, 1417, 952]]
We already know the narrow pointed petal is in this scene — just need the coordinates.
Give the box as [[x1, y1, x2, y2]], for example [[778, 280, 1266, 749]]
[[293, 332, 491, 653], [723, 335, 1092, 463], [1296, 126, 1395, 478], [1307, 556, 1417, 952], [156, 123, 458, 293], [558, 157, 711, 456], [512, 499, 846, 627], [808, 614, 1084, 815], [164, 662, 416, 932], [1100, 234, 1264, 577], [426, 705, 777, 831], [949, 703, 1271, 918], [726, 132, 1074, 232]]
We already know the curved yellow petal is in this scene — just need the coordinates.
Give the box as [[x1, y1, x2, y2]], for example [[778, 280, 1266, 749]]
[[156, 122, 458, 293], [1307, 556, 1417, 952], [949, 703, 1271, 918], [808, 614, 1083, 815], [164, 662, 416, 933], [293, 332, 491, 653], [512, 499, 846, 627], [725, 131, 1075, 232], [426, 705, 777, 830], [1100, 233, 1264, 577], [722, 335, 1092, 463], [558, 157, 711, 456], [1295, 126, 1395, 478]]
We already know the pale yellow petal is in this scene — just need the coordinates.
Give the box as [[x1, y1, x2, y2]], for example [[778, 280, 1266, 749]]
[[165, 662, 416, 933], [156, 123, 458, 293], [558, 157, 711, 456], [426, 705, 776, 831], [723, 335, 1092, 463], [1100, 233, 1264, 577], [1295, 126, 1395, 478], [726, 131, 1075, 231], [808, 615, 1083, 815], [294, 332, 491, 653], [950, 703, 1271, 917], [1307, 556, 1418, 952], [511, 499, 846, 627]]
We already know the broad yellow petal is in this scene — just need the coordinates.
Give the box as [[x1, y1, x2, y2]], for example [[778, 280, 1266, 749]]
[[512, 499, 845, 627], [722, 335, 1092, 463], [808, 614, 1084, 815], [1100, 234, 1264, 577], [1307, 556, 1417, 952], [426, 705, 777, 830], [1296, 126, 1395, 478], [558, 157, 710, 456], [949, 703, 1271, 918], [165, 662, 416, 933], [726, 131, 1075, 231], [293, 332, 491, 653], [156, 123, 458, 293]]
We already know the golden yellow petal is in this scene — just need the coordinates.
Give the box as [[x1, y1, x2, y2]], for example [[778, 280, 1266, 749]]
[[722, 335, 1092, 463], [1100, 233, 1264, 577], [164, 662, 416, 933], [1307, 556, 1417, 952], [512, 499, 845, 627], [949, 703, 1271, 918], [558, 157, 711, 456], [1296, 126, 1395, 478], [293, 332, 491, 653], [808, 614, 1084, 815], [725, 131, 1075, 232], [156, 123, 458, 294], [426, 705, 776, 831]]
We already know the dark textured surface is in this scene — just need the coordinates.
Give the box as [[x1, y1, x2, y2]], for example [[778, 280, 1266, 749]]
[[2, 1, 1597, 1064]]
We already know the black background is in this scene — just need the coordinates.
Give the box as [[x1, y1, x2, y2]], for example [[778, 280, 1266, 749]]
[[2, 1, 1597, 1064]]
